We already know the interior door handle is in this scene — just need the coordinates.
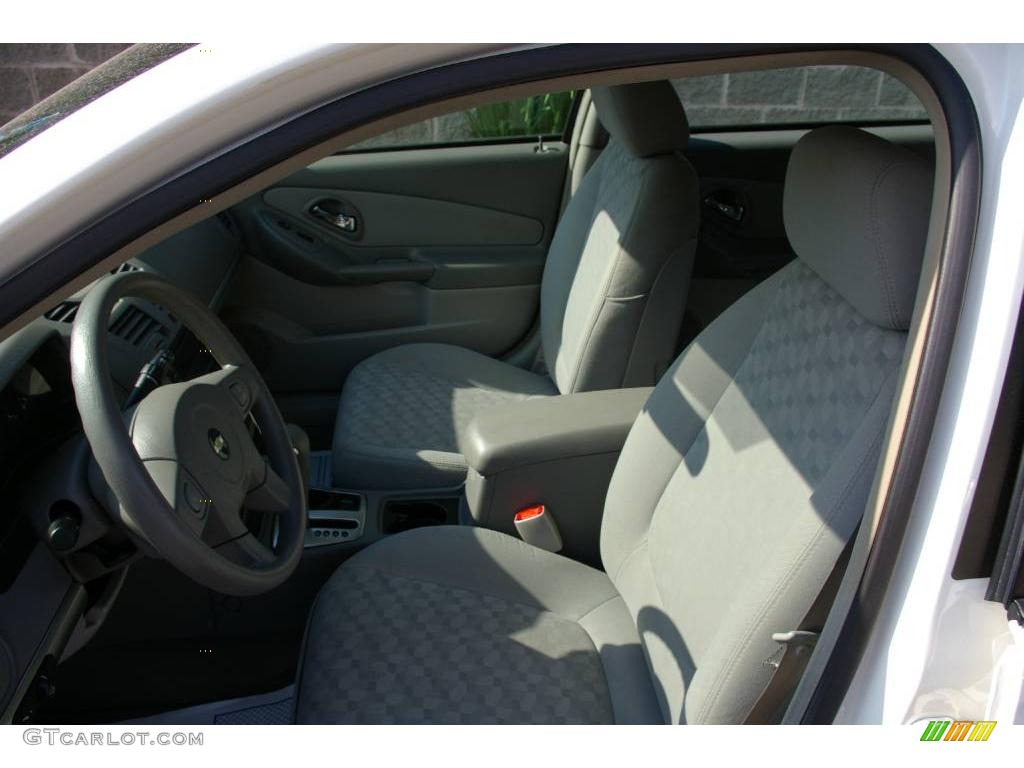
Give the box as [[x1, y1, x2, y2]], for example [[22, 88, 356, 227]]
[[704, 193, 745, 223], [310, 202, 358, 233]]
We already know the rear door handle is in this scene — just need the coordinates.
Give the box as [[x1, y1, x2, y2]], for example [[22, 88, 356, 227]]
[[704, 193, 745, 223]]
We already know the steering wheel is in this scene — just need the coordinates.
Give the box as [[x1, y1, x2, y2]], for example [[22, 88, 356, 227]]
[[70, 272, 306, 596]]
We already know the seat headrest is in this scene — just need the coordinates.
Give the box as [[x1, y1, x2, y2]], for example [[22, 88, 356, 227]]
[[591, 81, 689, 158], [784, 125, 933, 331]]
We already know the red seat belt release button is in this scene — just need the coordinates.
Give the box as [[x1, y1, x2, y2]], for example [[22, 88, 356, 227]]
[[513, 504, 562, 553]]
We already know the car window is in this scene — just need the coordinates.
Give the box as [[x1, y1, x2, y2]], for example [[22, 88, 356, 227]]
[[673, 65, 928, 131], [348, 90, 577, 151]]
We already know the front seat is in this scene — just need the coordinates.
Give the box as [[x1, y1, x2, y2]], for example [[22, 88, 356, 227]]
[[298, 126, 932, 724], [332, 81, 700, 489]]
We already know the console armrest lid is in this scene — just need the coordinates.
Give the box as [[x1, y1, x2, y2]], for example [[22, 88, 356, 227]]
[[463, 387, 653, 476]]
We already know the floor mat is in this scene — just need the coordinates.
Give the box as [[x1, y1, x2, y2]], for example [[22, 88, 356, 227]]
[[121, 686, 296, 725], [214, 696, 295, 725], [38, 633, 302, 724]]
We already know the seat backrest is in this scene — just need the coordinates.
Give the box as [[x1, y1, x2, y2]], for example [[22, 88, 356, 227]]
[[540, 81, 699, 394], [600, 126, 933, 723]]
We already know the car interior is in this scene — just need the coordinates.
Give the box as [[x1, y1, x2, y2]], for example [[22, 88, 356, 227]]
[[0, 52, 946, 725]]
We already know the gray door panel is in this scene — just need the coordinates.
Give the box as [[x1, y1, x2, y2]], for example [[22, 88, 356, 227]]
[[264, 187, 545, 249], [223, 142, 567, 418], [222, 254, 538, 393], [286, 143, 568, 220]]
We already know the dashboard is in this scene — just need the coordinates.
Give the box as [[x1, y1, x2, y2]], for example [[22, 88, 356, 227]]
[[0, 212, 242, 722]]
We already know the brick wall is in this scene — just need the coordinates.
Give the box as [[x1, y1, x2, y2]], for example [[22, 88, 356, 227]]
[[673, 66, 927, 128], [0, 43, 130, 124]]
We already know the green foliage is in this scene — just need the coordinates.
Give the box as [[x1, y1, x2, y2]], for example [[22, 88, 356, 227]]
[[465, 91, 575, 139]]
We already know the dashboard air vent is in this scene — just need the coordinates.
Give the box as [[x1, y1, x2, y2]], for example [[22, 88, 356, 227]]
[[44, 301, 79, 323], [110, 262, 141, 274], [109, 305, 164, 348]]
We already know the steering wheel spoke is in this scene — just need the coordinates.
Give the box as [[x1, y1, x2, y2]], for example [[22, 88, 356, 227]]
[[140, 458, 210, 537], [215, 532, 276, 567], [245, 459, 291, 515]]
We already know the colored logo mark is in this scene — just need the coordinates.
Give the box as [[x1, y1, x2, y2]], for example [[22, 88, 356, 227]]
[[920, 720, 996, 742]]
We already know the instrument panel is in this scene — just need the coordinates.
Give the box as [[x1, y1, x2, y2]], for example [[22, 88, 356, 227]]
[[0, 212, 243, 722]]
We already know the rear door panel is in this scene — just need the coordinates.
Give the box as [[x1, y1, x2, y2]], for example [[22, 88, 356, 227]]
[[678, 125, 935, 345]]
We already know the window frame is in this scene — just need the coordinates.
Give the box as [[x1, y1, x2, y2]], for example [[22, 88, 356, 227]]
[[688, 116, 931, 135]]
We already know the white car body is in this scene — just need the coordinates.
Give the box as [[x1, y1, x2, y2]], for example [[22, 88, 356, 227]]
[[840, 44, 1024, 725]]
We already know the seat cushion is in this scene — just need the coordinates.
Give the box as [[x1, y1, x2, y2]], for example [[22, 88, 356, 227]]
[[296, 526, 663, 724], [332, 343, 557, 489]]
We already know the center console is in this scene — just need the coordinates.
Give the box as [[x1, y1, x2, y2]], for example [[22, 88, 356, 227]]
[[294, 387, 651, 566], [302, 488, 461, 545], [304, 488, 366, 547], [298, 449, 462, 554], [461, 387, 653, 565]]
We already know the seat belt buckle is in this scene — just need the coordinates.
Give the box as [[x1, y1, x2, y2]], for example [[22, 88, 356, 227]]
[[513, 504, 562, 553], [763, 630, 819, 670]]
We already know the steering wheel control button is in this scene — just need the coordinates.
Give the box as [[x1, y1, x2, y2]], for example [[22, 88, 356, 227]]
[[183, 482, 208, 517], [229, 381, 251, 410], [208, 428, 231, 460]]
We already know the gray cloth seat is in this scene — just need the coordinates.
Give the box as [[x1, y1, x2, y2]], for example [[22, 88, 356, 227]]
[[297, 526, 662, 724], [333, 81, 700, 489], [301, 125, 933, 723], [333, 343, 558, 489]]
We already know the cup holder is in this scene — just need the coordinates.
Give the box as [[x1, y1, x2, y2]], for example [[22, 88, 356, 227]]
[[381, 497, 459, 535]]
